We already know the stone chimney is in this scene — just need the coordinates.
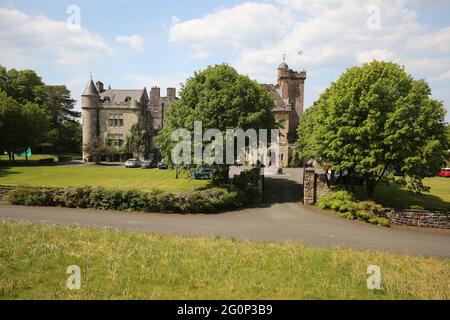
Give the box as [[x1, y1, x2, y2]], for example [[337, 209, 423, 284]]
[[150, 86, 160, 105], [167, 87, 176, 99], [95, 81, 104, 93]]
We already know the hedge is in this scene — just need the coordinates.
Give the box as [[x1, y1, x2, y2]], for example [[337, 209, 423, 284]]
[[6, 186, 244, 214], [317, 191, 390, 227]]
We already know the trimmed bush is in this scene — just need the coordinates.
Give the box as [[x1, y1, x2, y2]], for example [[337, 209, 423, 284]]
[[317, 191, 389, 227], [231, 168, 263, 204], [6, 186, 243, 214]]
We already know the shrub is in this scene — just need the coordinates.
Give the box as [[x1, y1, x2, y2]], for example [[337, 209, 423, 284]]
[[5, 185, 243, 214], [231, 168, 262, 204], [317, 191, 389, 227], [6, 186, 55, 206]]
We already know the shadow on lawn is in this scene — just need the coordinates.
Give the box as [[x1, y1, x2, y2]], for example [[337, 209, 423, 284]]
[[0, 167, 21, 178], [355, 182, 450, 211]]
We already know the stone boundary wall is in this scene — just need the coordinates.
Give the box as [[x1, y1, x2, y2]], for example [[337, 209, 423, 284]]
[[303, 168, 332, 205], [384, 208, 449, 229]]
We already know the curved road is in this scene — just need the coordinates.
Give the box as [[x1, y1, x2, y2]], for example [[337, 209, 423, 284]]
[[0, 203, 449, 258]]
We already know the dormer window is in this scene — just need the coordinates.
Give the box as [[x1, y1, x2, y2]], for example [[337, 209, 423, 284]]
[[124, 96, 132, 103], [104, 96, 111, 103]]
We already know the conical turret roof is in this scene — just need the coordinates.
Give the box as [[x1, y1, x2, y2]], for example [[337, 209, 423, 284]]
[[82, 79, 99, 97]]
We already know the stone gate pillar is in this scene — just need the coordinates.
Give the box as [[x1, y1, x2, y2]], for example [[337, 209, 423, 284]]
[[303, 168, 332, 205], [303, 168, 315, 205]]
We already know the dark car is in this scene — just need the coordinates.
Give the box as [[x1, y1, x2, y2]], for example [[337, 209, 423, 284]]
[[141, 159, 157, 169], [334, 171, 365, 186], [189, 166, 215, 180], [157, 160, 168, 169]]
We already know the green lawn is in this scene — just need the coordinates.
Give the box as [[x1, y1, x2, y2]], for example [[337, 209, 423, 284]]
[[0, 221, 448, 299], [0, 164, 208, 193], [356, 177, 450, 210], [0, 154, 58, 164]]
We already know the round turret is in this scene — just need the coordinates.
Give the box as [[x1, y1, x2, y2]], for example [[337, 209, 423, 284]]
[[81, 79, 100, 161], [278, 61, 289, 70]]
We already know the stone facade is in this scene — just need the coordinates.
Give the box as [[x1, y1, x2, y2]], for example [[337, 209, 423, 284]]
[[82, 62, 306, 165], [383, 208, 449, 229], [263, 61, 306, 167], [82, 79, 177, 161], [303, 169, 332, 205]]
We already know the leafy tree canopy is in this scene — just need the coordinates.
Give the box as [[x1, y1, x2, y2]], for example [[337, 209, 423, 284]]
[[296, 60, 448, 196], [0, 65, 82, 155], [0, 90, 50, 159], [156, 64, 277, 183]]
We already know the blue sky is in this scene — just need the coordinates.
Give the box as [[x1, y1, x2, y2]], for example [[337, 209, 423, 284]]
[[0, 0, 449, 121]]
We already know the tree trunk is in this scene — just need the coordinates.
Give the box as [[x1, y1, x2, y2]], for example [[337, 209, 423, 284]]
[[350, 169, 355, 194], [365, 178, 376, 199]]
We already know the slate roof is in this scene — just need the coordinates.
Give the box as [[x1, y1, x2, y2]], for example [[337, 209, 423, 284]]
[[82, 79, 99, 97], [100, 89, 146, 103]]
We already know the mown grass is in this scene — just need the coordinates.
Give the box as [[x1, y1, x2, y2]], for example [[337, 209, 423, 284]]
[[355, 177, 450, 210], [0, 221, 448, 300], [0, 165, 208, 193]]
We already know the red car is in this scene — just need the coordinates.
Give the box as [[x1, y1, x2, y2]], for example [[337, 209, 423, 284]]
[[437, 168, 450, 177]]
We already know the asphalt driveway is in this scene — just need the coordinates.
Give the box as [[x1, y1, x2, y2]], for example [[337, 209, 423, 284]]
[[1, 202, 449, 258]]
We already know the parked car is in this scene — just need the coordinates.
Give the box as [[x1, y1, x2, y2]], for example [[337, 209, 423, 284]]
[[334, 171, 365, 186], [437, 168, 450, 177], [157, 160, 168, 169], [141, 159, 157, 169], [125, 158, 141, 168], [189, 166, 215, 180]]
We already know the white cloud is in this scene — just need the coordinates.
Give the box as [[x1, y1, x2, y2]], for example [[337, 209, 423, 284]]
[[115, 34, 144, 53], [0, 7, 112, 69], [169, 2, 295, 59], [435, 70, 450, 81], [356, 49, 396, 64], [168, 0, 450, 118]]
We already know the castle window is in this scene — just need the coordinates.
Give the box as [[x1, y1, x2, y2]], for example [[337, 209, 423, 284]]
[[124, 96, 132, 103], [104, 96, 111, 103], [108, 134, 124, 147], [108, 114, 124, 127]]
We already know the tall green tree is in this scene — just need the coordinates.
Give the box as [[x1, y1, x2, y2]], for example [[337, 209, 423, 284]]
[[156, 64, 277, 184], [0, 68, 45, 104], [297, 61, 448, 196], [39, 85, 81, 154], [0, 91, 49, 160], [0, 66, 82, 154], [123, 124, 145, 157]]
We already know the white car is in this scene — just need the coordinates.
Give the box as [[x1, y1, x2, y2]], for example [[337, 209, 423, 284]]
[[124, 158, 141, 168]]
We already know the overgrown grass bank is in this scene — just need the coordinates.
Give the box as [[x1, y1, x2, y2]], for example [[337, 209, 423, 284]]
[[0, 221, 448, 299]]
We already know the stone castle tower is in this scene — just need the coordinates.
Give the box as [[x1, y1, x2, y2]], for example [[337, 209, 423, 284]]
[[263, 60, 306, 167]]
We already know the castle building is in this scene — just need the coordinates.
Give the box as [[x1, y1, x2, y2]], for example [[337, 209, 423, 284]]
[[81, 61, 305, 166], [263, 61, 306, 167], [81, 79, 177, 161]]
